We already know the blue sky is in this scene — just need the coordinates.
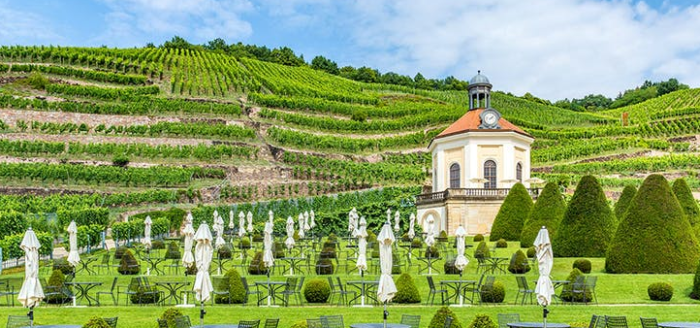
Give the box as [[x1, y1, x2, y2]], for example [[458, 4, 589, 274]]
[[2, 0, 700, 100]]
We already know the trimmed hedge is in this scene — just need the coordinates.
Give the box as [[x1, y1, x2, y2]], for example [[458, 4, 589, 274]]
[[248, 251, 268, 275], [480, 281, 505, 303], [690, 260, 700, 300], [393, 273, 421, 303], [520, 182, 566, 247], [573, 259, 592, 274], [648, 282, 673, 301], [489, 183, 533, 241], [159, 308, 184, 328], [467, 314, 497, 328], [474, 241, 490, 259], [673, 178, 700, 228], [117, 249, 140, 275], [606, 174, 700, 273], [614, 185, 637, 220], [215, 269, 246, 304], [508, 250, 531, 274], [554, 175, 616, 257]]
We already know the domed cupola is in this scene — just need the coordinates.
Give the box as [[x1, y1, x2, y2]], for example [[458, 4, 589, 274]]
[[468, 70, 492, 110]]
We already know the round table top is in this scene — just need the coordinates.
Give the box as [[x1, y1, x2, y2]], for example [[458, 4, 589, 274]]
[[507, 322, 571, 328], [25, 325, 82, 328], [659, 323, 700, 328], [350, 324, 410, 328], [191, 325, 239, 328]]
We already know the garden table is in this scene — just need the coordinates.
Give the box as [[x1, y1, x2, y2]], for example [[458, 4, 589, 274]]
[[484, 257, 509, 274], [141, 257, 166, 275], [507, 323, 570, 328], [440, 279, 476, 305], [350, 324, 409, 328], [279, 257, 305, 275], [21, 325, 81, 328], [255, 280, 287, 306], [347, 280, 379, 306], [65, 281, 102, 306], [191, 325, 239, 328], [659, 323, 700, 328], [417, 256, 442, 275], [155, 281, 191, 305], [76, 257, 98, 275]]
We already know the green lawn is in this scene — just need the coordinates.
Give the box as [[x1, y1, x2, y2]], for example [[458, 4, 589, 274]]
[[1, 240, 699, 328]]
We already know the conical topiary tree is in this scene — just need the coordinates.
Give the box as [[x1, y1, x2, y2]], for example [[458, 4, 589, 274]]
[[520, 182, 566, 247], [554, 175, 616, 257], [393, 273, 421, 303], [614, 185, 637, 220], [673, 178, 700, 228], [490, 183, 533, 241], [690, 259, 700, 300], [606, 174, 700, 273]]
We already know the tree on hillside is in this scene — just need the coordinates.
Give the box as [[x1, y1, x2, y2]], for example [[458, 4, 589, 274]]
[[310, 56, 339, 75], [606, 174, 700, 273], [554, 175, 616, 257], [270, 47, 305, 66], [614, 185, 637, 220], [162, 36, 196, 50], [490, 183, 533, 241], [520, 182, 566, 247], [672, 178, 700, 228]]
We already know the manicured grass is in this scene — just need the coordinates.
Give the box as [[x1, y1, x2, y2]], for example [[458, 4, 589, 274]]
[[2, 240, 699, 328]]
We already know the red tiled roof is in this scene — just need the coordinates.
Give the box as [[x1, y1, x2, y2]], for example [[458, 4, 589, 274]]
[[435, 108, 531, 139]]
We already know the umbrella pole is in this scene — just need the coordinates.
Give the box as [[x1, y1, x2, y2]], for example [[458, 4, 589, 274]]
[[543, 306, 549, 328], [28, 306, 34, 328], [266, 270, 272, 306], [200, 301, 206, 326], [383, 301, 388, 328]]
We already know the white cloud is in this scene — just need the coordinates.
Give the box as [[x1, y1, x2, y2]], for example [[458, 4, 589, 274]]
[[0, 2, 62, 44], [96, 0, 254, 46], [340, 0, 700, 100]]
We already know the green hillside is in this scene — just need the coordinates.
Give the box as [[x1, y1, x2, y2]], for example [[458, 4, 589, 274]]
[[1, 44, 700, 211]]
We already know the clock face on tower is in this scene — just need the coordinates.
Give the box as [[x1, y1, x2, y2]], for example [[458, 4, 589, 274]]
[[479, 109, 501, 129]]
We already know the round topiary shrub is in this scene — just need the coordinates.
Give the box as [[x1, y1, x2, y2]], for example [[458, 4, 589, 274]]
[[480, 281, 505, 303], [424, 246, 440, 258], [218, 245, 233, 259], [467, 314, 497, 328], [215, 269, 246, 304], [648, 282, 673, 301], [328, 233, 338, 241], [130, 285, 161, 304], [165, 241, 181, 260], [320, 247, 337, 259], [606, 174, 700, 273], [438, 230, 448, 242], [322, 240, 337, 250], [82, 316, 110, 328], [473, 234, 484, 242], [118, 249, 140, 275], [248, 251, 268, 275], [520, 182, 566, 247], [152, 240, 165, 250], [303, 278, 330, 303], [573, 259, 592, 274], [428, 306, 462, 328], [444, 259, 459, 275], [508, 250, 531, 274], [474, 241, 491, 259], [526, 246, 536, 258], [273, 241, 286, 258], [490, 183, 534, 241], [393, 273, 421, 303], [555, 175, 616, 257], [495, 239, 508, 248], [411, 238, 423, 249], [253, 234, 263, 242], [238, 238, 251, 249], [315, 258, 334, 275], [614, 185, 637, 221], [160, 308, 183, 328]]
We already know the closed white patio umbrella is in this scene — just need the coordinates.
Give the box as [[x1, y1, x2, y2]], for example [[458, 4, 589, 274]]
[[143, 216, 152, 250], [377, 221, 397, 326], [303, 211, 310, 232], [18, 227, 44, 327], [262, 219, 276, 306], [182, 213, 195, 268], [348, 208, 356, 237], [285, 216, 295, 252], [228, 210, 234, 230], [309, 210, 316, 229], [393, 210, 401, 233], [238, 212, 246, 238], [534, 226, 555, 328], [213, 214, 225, 250], [193, 222, 213, 326], [408, 213, 416, 240], [424, 215, 435, 247], [246, 211, 253, 233], [356, 216, 368, 274], [66, 221, 80, 267], [297, 213, 305, 239], [453, 224, 469, 306]]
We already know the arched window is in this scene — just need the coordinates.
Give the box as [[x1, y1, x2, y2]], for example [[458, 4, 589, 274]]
[[449, 163, 460, 188], [516, 162, 523, 182], [484, 160, 497, 189]]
